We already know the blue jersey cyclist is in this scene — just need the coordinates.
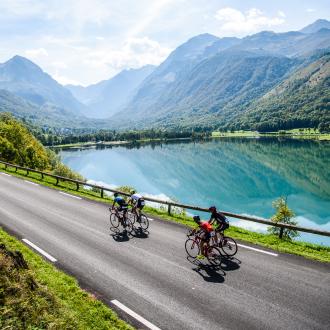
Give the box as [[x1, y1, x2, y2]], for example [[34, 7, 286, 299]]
[[112, 192, 128, 211]]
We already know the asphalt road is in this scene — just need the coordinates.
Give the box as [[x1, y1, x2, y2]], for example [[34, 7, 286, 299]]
[[0, 172, 329, 330]]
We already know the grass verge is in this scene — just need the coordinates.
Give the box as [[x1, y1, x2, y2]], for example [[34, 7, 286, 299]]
[[0, 229, 132, 330], [1, 163, 329, 263]]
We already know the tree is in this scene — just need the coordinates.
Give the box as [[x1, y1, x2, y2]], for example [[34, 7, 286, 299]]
[[268, 197, 299, 240]]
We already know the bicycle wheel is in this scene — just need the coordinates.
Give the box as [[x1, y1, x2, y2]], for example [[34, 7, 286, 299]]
[[207, 246, 222, 266], [139, 214, 149, 230], [123, 216, 134, 233], [220, 237, 237, 256], [185, 238, 200, 258], [110, 213, 120, 228], [127, 211, 137, 224]]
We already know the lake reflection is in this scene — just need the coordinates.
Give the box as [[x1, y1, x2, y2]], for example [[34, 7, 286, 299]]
[[59, 138, 330, 245]]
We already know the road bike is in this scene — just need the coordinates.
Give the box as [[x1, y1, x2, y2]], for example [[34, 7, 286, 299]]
[[128, 207, 149, 230], [185, 229, 222, 265], [214, 230, 238, 257], [109, 207, 133, 233]]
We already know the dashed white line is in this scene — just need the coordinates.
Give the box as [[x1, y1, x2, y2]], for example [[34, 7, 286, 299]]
[[0, 172, 11, 176], [111, 299, 161, 330], [22, 239, 57, 262], [59, 192, 82, 200], [24, 180, 39, 186], [237, 243, 278, 256]]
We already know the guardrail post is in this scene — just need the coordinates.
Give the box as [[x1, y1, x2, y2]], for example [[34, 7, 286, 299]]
[[168, 204, 172, 215], [4, 164, 7, 170], [56, 178, 59, 186], [101, 188, 104, 198], [76, 182, 79, 191], [15, 167, 18, 172], [26, 170, 29, 176], [41, 173, 44, 180], [279, 227, 284, 239]]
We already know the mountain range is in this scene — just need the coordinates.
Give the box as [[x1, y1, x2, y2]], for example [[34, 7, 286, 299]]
[[0, 19, 329, 131]]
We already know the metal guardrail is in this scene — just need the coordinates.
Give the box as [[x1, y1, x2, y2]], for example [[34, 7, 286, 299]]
[[1, 160, 330, 239]]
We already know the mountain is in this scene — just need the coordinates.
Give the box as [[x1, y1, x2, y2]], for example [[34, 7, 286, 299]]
[[228, 28, 330, 57], [0, 55, 85, 115], [0, 89, 107, 129], [67, 65, 155, 118], [229, 52, 330, 131], [300, 19, 330, 34], [108, 22, 330, 130], [113, 51, 299, 129]]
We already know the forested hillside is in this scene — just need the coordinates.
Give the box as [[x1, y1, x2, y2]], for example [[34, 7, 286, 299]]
[[229, 53, 330, 132], [0, 113, 82, 178]]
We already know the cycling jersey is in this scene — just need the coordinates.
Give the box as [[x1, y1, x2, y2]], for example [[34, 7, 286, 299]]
[[210, 211, 228, 230], [114, 196, 126, 206], [200, 221, 213, 232], [130, 193, 145, 209]]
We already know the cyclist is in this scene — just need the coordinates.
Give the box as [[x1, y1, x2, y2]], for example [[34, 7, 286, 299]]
[[128, 191, 145, 221], [208, 206, 228, 232], [191, 215, 215, 258], [112, 192, 128, 229], [208, 206, 229, 243]]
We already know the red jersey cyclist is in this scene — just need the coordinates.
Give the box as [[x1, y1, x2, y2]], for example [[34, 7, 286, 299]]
[[191, 215, 215, 259]]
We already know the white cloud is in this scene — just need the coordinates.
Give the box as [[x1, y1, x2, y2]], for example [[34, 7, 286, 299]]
[[306, 8, 316, 13], [25, 48, 48, 58], [83, 37, 172, 72], [215, 7, 285, 36]]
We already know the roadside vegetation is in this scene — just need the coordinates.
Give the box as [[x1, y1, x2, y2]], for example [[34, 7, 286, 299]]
[[212, 128, 330, 140], [0, 162, 329, 263], [0, 229, 132, 330], [0, 113, 83, 180]]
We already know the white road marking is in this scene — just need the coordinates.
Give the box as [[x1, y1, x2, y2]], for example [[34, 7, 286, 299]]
[[59, 192, 82, 200], [237, 243, 278, 256], [24, 180, 39, 186], [111, 299, 161, 330], [0, 172, 11, 176], [22, 239, 57, 262]]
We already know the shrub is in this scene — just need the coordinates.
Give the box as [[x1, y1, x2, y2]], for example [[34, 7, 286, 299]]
[[268, 197, 299, 240]]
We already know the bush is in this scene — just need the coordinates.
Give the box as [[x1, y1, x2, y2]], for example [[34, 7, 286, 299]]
[[52, 163, 84, 181], [268, 197, 299, 240]]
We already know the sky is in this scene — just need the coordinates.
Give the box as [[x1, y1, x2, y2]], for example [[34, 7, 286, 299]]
[[0, 0, 329, 86]]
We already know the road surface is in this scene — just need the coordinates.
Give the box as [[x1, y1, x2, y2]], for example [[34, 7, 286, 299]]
[[0, 172, 329, 330]]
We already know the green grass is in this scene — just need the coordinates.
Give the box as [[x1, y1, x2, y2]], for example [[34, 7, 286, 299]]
[[0, 229, 132, 330], [212, 129, 330, 140], [212, 130, 259, 138], [1, 163, 329, 262]]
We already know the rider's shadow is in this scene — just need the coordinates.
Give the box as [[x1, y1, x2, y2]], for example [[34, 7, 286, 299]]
[[220, 256, 241, 272], [187, 257, 225, 283], [131, 227, 149, 239], [109, 227, 130, 242]]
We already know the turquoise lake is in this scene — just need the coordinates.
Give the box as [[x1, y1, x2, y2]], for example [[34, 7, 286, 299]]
[[59, 138, 330, 246]]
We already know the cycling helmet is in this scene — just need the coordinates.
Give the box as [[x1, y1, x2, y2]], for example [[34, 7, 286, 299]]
[[209, 206, 217, 212], [193, 215, 201, 223]]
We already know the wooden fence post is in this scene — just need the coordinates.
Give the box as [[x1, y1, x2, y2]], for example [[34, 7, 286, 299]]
[[279, 227, 284, 239], [26, 170, 29, 176], [56, 177, 59, 186], [168, 204, 172, 215], [41, 173, 44, 180], [101, 188, 104, 198], [76, 182, 79, 191]]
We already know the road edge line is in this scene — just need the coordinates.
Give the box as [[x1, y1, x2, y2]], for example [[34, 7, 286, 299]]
[[111, 299, 161, 330], [59, 191, 82, 200], [22, 239, 57, 262], [237, 243, 278, 256]]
